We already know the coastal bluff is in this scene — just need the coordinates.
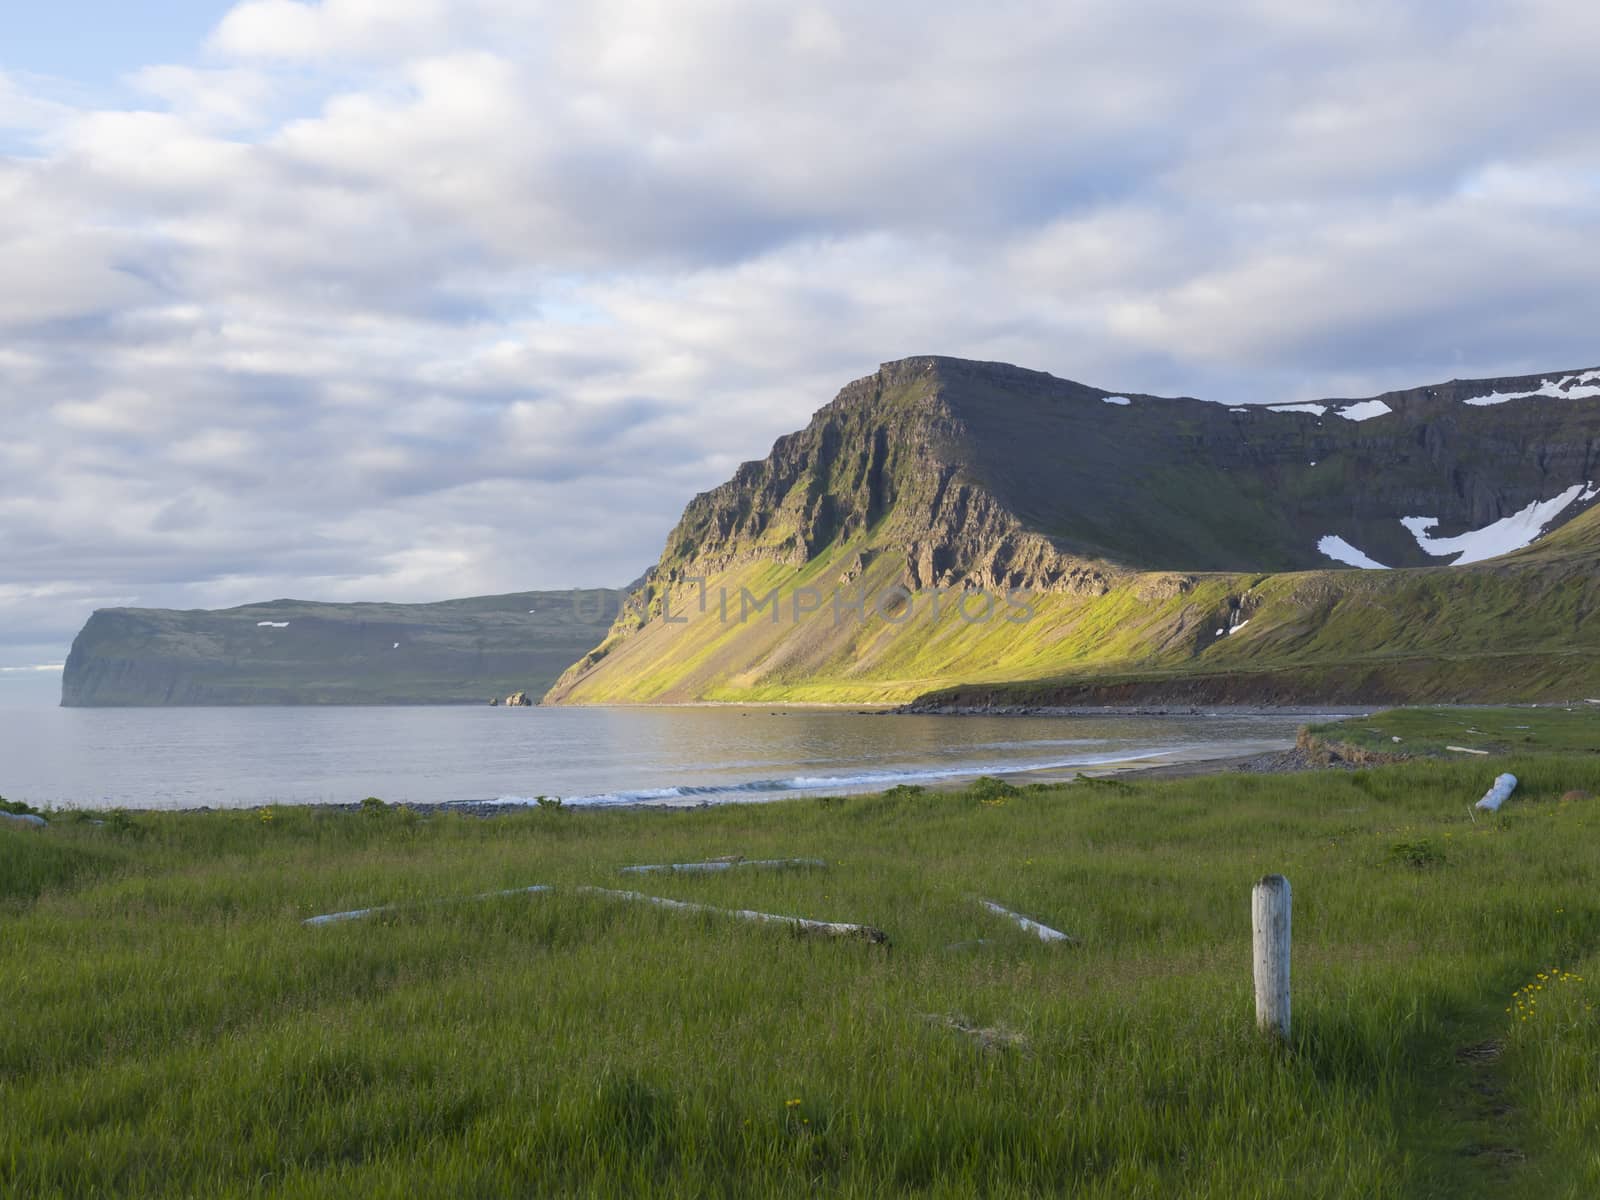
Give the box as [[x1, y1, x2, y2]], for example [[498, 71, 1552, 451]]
[[62, 589, 624, 707]]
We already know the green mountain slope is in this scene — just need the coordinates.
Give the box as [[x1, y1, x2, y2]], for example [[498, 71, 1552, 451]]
[[63, 590, 624, 707], [547, 357, 1600, 706]]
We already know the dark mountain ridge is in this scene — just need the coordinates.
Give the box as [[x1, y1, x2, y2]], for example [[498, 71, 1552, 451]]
[[663, 355, 1600, 583]]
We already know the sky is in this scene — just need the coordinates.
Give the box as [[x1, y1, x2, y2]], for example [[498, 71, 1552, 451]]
[[2, 0, 1599, 701]]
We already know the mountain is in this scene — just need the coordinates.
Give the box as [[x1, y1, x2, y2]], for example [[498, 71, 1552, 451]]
[[545, 356, 1600, 707], [62, 589, 625, 707]]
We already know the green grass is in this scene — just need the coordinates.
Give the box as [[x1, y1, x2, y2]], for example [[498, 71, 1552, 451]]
[[6, 748, 1600, 1196], [1312, 705, 1600, 758]]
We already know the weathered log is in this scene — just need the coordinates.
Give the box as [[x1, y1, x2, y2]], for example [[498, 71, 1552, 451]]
[[303, 903, 391, 926], [977, 899, 1078, 943], [304, 883, 886, 945], [580, 886, 888, 944], [303, 884, 552, 926], [619, 857, 826, 875], [919, 1012, 1029, 1053]]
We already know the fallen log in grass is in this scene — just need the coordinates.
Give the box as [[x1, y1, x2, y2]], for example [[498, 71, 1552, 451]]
[[304, 883, 886, 944], [919, 1012, 1030, 1054], [978, 899, 1078, 944], [580, 886, 888, 945], [619, 857, 826, 875], [303, 884, 552, 926], [304, 904, 392, 926]]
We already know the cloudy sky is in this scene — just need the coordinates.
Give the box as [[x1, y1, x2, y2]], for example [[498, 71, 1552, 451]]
[[3, 0, 1598, 696]]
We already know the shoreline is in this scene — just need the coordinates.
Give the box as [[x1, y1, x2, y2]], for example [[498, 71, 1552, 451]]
[[8, 706, 1376, 818], [889, 702, 1375, 718], [159, 739, 1327, 820], [28, 742, 1310, 822]]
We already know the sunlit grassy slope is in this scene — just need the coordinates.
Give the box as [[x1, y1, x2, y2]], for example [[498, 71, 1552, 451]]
[[6, 721, 1600, 1196], [547, 507, 1600, 706]]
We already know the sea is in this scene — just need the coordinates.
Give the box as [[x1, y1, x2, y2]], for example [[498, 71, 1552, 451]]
[[0, 702, 1337, 812]]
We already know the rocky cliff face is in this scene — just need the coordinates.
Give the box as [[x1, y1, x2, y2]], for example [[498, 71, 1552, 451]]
[[548, 356, 1600, 706], [62, 589, 624, 707], [652, 359, 1121, 598]]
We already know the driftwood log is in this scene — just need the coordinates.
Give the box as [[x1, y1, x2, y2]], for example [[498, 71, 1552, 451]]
[[977, 899, 1078, 943], [305, 883, 886, 944], [580, 886, 888, 944], [919, 1012, 1030, 1054], [302, 884, 553, 926], [619, 857, 826, 875]]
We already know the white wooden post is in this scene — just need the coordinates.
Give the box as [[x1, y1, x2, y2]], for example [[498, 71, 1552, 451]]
[[1252, 874, 1291, 1040]]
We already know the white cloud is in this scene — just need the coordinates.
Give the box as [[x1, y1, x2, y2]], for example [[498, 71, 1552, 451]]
[[0, 70, 74, 134], [210, 0, 456, 61], [127, 66, 277, 130]]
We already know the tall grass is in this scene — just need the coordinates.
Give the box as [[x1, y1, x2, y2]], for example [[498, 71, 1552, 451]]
[[4, 753, 1599, 1196]]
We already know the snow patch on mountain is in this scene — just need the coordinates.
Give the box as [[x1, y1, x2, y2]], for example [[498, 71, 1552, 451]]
[[1102, 395, 1132, 406], [1267, 403, 1328, 416], [1464, 373, 1600, 407], [1336, 399, 1393, 422], [1401, 485, 1587, 563], [1317, 536, 1389, 570], [256, 621, 290, 628]]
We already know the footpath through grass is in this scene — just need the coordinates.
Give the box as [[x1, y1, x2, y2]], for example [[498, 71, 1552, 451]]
[[4, 711, 1600, 1197]]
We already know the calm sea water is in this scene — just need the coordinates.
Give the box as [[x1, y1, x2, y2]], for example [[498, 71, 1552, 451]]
[[0, 704, 1325, 812]]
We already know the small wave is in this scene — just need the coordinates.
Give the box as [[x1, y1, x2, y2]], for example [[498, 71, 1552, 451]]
[[952, 737, 1109, 753], [491, 747, 1180, 809]]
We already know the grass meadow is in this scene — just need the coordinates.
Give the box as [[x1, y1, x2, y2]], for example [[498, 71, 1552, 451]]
[[4, 708, 1600, 1197]]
